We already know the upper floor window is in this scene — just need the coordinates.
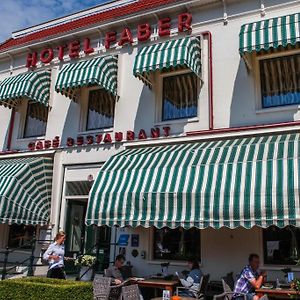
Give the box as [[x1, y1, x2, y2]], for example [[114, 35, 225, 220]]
[[260, 53, 300, 108], [153, 227, 201, 261], [86, 89, 115, 131], [24, 102, 48, 138], [161, 71, 199, 121], [263, 226, 300, 265]]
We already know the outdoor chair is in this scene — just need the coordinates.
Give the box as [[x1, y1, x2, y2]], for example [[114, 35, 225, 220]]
[[176, 273, 210, 300], [213, 279, 247, 300], [93, 276, 112, 300], [198, 274, 210, 299], [122, 284, 141, 300]]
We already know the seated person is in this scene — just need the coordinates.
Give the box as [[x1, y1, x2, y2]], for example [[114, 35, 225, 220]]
[[178, 258, 203, 298], [233, 254, 267, 300], [105, 254, 125, 285]]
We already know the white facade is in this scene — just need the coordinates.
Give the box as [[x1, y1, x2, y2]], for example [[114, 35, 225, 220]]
[[0, 0, 300, 281]]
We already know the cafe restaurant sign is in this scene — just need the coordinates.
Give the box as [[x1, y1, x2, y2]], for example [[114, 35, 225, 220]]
[[27, 127, 171, 151], [26, 13, 193, 68]]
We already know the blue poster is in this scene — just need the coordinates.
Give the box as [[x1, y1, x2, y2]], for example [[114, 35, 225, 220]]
[[118, 234, 130, 246]]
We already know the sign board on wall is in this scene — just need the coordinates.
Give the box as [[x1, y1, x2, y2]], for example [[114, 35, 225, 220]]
[[26, 13, 193, 67]]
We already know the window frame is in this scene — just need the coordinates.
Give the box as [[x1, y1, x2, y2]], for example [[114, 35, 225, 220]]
[[155, 68, 200, 125], [150, 227, 201, 262], [254, 48, 300, 113], [17, 101, 48, 140], [79, 86, 115, 134], [7, 224, 36, 250], [261, 226, 300, 267]]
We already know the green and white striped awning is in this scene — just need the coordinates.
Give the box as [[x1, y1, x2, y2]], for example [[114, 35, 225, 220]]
[[0, 157, 53, 225], [133, 36, 201, 86], [0, 70, 51, 108], [86, 133, 300, 229], [55, 56, 118, 101], [240, 12, 300, 54]]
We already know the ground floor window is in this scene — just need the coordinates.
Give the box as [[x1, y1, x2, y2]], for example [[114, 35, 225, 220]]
[[263, 226, 300, 265], [8, 224, 35, 249], [153, 227, 201, 261]]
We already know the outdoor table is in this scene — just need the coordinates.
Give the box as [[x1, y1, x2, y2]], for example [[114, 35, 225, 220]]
[[151, 297, 195, 300], [256, 288, 300, 299], [137, 279, 179, 295]]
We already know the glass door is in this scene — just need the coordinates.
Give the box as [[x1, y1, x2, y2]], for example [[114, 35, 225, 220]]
[[65, 200, 87, 258]]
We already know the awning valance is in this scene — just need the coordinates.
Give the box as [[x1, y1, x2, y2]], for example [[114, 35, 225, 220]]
[[55, 56, 118, 101], [0, 70, 51, 108], [133, 36, 201, 86], [86, 133, 300, 229], [239, 12, 300, 55], [0, 157, 53, 225]]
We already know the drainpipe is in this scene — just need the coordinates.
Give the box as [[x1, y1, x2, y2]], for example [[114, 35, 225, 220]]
[[200, 31, 214, 130], [6, 108, 15, 151]]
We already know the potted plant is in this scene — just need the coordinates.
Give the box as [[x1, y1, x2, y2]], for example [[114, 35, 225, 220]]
[[75, 255, 96, 281]]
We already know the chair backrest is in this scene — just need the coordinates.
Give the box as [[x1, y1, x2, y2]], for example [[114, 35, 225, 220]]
[[222, 272, 235, 291], [221, 279, 232, 293], [199, 274, 210, 294], [122, 284, 140, 300], [93, 277, 111, 300]]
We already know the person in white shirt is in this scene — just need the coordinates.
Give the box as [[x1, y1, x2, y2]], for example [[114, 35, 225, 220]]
[[178, 259, 203, 298], [43, 231, 66, 279]]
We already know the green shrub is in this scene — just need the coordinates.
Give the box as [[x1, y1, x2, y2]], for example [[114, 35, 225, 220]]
[[0, 277, 93, 300]]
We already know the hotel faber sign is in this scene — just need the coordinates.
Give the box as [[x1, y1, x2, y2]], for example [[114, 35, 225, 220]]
[[26, 13, 192, 67]]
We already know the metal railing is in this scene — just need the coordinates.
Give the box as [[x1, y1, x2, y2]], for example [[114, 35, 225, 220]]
[[0, 236, 110, 281]]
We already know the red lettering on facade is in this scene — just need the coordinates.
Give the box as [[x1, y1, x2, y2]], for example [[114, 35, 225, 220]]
[[86, 135, 94, 144], [104, 133, 112, 143], [68, 41, 81, 59], [96, 134, 103, 144], [137, 23, 151, 42], [67, 137, 75, 147], [26, 52, 38, 68], [77, 136, 84, 146], [163, 127, 171, 137], [127, 131, 135, 141], [40, 48, 54, 64], [118, 28, 134, 46], [52, 136, 60, 148], [105, 32, 117, 49], [178, 13, 192, 32], [57, 45, 66, 61], [83, 38, 94, 55], [138, 129, 147, 140], [44, 140, 52, 149], [158, 18, 171, 37], [151, 128, 160, 138], [115, 132, 123, 142]]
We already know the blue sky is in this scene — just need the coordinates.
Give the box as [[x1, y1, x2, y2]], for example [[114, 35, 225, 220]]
[[0, 0, 110, 42]]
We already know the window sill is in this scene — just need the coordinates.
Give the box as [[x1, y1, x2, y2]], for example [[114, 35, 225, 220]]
[[256, 105, 300, 114], [155, 117, 199, 127], [16, 136, 45, 142], [147, 260, 203, 268], [262, 265, 300, 271], [78, 128, 114, 135]]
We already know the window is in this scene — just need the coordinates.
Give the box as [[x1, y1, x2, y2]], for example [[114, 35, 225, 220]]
[[86, 89, 115, 131], [263, 226, 300, 265], [8, 224, 35, 249], [260, 54, 300, 108], [24, 102, 48, 138], [153, 227, 201, 261], [162, 72, 199, 121]]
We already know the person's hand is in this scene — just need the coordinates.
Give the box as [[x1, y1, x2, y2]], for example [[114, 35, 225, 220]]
[[260, 271, 267, 277], [115, 279, 122, 285], [50, 255, 60, 261]]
